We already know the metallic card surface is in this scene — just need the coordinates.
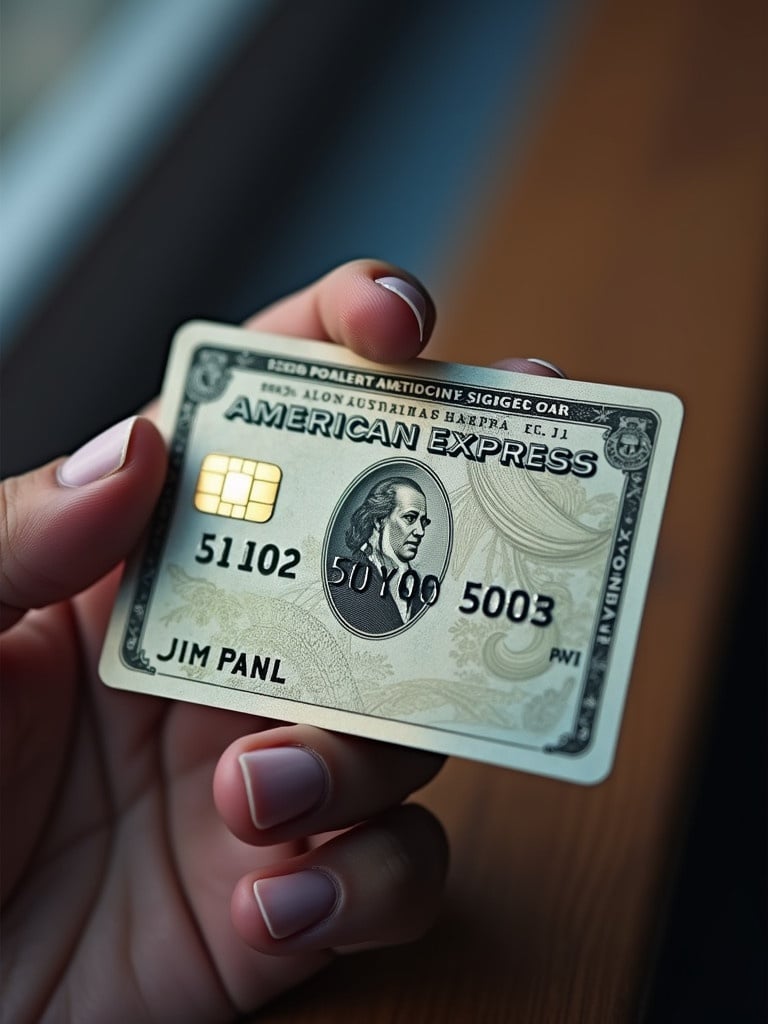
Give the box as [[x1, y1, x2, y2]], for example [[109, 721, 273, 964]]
[[100, 322, 683, 783]]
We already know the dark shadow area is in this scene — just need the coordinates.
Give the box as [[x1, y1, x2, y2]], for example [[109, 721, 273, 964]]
[[646, 434, 767, 1022]]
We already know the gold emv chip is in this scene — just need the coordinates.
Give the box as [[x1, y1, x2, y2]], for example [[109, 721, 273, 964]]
[[194, 454, 282, 522]]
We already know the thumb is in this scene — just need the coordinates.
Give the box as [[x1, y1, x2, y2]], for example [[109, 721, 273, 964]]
[[0, 416, 166, 631]]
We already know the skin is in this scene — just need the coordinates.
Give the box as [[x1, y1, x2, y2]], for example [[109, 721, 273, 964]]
[[377, 485, 428, 565], [0, 259, 564, 1022]]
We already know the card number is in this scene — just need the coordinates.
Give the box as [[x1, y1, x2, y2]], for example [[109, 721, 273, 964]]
[[458, 581, 554, 626], [195, 532, 300, 578]]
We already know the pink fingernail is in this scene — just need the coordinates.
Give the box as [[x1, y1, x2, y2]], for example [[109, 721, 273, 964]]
[[57, 417, 137, 487], [374, 276, 427, 342], [525, 358, 566, 378], [254, 870, 338, 939], [239, 747, 327, 829]]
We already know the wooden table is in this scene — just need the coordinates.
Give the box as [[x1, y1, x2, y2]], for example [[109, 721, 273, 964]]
[[261, 0, 768, 1019]]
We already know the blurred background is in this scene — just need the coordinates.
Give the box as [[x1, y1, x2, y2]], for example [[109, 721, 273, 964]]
[[1, 1, 765, 1020], [1, 0, 573, 470]]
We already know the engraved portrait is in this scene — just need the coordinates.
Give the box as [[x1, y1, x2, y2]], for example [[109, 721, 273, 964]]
[[323, 459, 452, 638]]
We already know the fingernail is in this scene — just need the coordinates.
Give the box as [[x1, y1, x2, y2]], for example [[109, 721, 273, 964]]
[[239, 747, 327, 830], [374, 276, 427, 342], [57, 416, 137, 487], [525, 358, 566, 378], [254, 870, 339, 939]]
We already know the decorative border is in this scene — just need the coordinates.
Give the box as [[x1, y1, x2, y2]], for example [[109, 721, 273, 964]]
[[120, 347, 236, 672]]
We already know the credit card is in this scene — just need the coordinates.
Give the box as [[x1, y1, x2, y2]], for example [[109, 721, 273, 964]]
[[100, 322, 683, 783]]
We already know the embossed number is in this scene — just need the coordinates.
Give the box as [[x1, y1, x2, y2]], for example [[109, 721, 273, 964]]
[[458, 581, 554, 627]]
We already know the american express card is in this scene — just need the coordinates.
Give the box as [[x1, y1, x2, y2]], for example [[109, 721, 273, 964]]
[[100, 322, 683, 783]]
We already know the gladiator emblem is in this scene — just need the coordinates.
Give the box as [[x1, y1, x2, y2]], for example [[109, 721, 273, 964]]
[[604, 416, 652, 472], [186, 350, 231, 403]]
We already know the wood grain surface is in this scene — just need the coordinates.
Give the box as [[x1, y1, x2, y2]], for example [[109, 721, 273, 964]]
[[258, 0, 768, 1019]]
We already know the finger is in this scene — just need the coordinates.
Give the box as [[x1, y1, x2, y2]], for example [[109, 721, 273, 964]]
[[245, 258, 436, 363], [493, 357, 567, 378], [0, 416, 166, 630], [214, 726, 444, 845], [232, 804, 448, 953]]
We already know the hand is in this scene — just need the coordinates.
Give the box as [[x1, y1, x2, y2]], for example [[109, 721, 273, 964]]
[[1, 260, 564, 1022]]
